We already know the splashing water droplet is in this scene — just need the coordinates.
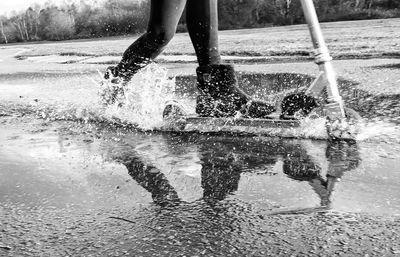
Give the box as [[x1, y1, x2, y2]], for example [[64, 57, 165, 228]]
[[99, 63, 176, 130], [356, 119, 400, 143]]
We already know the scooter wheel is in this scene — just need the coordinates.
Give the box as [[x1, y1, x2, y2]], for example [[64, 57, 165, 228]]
[[280, 93, 319, 119], [327, 107, 362, 140], [163, 100, 187, 119], [162, 101, 188, 131]]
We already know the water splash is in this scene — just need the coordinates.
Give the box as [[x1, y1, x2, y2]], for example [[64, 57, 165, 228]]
[[356, 119, 400, 143], [99, 63, 176, 130], [298, 117, 329, 139], [1, 66, 399, 143]]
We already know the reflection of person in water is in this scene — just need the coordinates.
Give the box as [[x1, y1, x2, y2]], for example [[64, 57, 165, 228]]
[[121, 141, 244, 206], [119, 137, 360, 208], [123, 156, 180, 206]]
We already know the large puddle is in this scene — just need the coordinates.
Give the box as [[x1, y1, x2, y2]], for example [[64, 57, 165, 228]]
[[1, 66, 399, 212], [1, 63, 400, 255], [1, 117, 399, 215]]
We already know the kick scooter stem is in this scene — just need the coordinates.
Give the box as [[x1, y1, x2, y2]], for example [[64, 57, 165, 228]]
[[300, 0, 345, 118]]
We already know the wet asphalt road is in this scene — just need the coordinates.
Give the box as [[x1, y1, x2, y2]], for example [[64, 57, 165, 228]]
[[1, 117, 400, 256], [1, 47, 400, 256]]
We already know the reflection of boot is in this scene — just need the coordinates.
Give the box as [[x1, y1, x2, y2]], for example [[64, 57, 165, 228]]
[[196, 64, 276, 118], [125, 157, 180, 206], [201, 156, 242, 201]]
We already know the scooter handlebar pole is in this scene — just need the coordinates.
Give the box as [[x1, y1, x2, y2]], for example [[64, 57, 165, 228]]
[[300, 0, 344, 109]]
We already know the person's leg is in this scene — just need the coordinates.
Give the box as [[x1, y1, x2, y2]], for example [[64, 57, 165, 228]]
[[186, 0, 221, 66], [186, 0, 275, 118], [106, 0, 187, 81]]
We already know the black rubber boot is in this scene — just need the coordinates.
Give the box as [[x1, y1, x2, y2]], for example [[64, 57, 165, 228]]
[[104, 64, 138, 84], [195, 64, 275, 118], [101, 64, 141, 105]]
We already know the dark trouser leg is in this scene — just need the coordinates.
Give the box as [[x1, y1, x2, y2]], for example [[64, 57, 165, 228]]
[[186, 0, 221, 66], [114, 0, 187, 79]]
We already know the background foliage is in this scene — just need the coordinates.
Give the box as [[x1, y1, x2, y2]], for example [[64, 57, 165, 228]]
[[0, 0, 399, 43]]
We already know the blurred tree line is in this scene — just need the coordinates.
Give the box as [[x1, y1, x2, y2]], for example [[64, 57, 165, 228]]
[[0, 0, 399, 43]]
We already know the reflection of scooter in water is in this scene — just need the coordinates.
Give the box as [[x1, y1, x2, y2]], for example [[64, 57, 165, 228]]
[[278, 140, 360, 214], [117, 135, 360, 210]]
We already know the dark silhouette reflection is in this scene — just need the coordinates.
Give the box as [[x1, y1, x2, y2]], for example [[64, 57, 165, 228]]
[[282, 140, 360, 209], [118, 135, 360, 210], [199, 142, 242, 202], [123, 156, 181, 206]]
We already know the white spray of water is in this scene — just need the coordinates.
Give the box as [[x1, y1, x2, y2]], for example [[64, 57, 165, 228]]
[[99, 63, 176, 130], [355, 119, 400, 143], [3, 61, 397, 143]]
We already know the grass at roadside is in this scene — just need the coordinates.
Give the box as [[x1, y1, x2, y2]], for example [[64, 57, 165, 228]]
[[5, 18, 400, 61]]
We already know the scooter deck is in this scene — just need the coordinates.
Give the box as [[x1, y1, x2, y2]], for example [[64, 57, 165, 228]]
[[163, 114, 303, 137], [184, 116, 300, 129], [161, 102, 340, 139]]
